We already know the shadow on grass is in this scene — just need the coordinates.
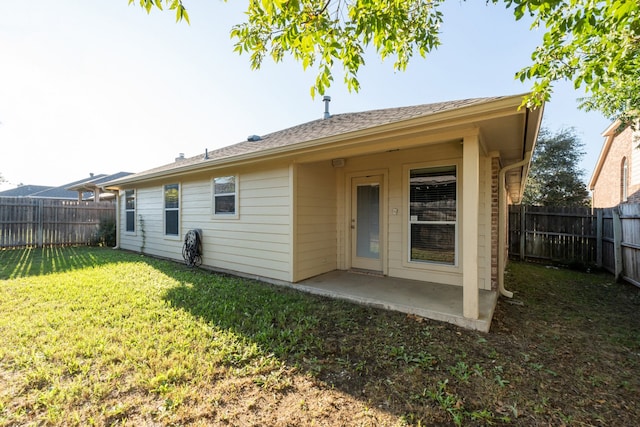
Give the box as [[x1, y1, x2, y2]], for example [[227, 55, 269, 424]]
[[159, 258, 640, 425], [0, 246, 117, 279], [160, 265, 469, 420], [5, 247, 639, 425]]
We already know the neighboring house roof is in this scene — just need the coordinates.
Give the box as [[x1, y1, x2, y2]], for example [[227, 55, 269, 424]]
[[0, 185, 53, 197], [107, 94, 541, 192], [29, 186, 89, 200], [0, 173, 132, 200], [0, 184, 82, 199], [66, 172, 133, 193]]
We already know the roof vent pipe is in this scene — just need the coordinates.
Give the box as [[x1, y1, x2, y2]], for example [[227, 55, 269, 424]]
[[323, 96, 331, 119]]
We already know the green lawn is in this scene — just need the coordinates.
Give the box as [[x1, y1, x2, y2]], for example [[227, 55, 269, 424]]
[[1, 247, 639, 426]]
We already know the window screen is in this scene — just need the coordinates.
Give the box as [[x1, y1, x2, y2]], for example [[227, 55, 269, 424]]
[[164, 184, 179, 235], [213, 176, 236, 215], [125, 189, 135, 232], [409, 166, 457, 264]]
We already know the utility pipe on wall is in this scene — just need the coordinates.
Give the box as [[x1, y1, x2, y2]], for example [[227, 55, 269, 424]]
[[497, 152, 532, 298]]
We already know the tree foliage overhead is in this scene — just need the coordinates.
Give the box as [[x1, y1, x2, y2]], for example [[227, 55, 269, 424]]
[[129, 0, 190, 23], [229, 0, 443, 98], [504, 0, 640, 122], [132, 0, 639, 120], [522, 127, 590, 207]]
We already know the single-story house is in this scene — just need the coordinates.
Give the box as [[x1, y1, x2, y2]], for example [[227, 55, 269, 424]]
[[105, 94, 543, 331], [589, 120, 640, 208]]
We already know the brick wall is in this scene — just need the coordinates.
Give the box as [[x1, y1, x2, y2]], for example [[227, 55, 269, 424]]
[[490, 156, 500, 290], [592, 126, 640, 208]]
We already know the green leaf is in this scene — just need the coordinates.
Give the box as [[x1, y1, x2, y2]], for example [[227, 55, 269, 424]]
[[128, 0, 640, 118]]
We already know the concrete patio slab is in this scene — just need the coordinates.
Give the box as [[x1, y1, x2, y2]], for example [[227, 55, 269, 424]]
[[296, 270, 498, 332]]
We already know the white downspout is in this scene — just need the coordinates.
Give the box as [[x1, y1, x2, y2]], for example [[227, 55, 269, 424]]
[[498, 152, 532, 298], [113, 190, 120, 249]]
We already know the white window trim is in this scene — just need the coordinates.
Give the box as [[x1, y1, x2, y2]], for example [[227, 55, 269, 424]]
[[402, 160, 461, 273], [212, 175, 239, 219], [163, 183, 181, 239], [124, 189, 136, 234]]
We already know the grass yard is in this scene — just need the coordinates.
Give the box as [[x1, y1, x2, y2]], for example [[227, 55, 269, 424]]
[[0, 247, 639, 426]]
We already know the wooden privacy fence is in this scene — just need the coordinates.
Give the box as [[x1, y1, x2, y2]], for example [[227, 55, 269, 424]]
[[0, 197, 115, 248], [509, 204, 640, 287]]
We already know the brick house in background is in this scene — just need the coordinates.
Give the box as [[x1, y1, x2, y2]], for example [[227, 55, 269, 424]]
[[589, 121, 640, 208]]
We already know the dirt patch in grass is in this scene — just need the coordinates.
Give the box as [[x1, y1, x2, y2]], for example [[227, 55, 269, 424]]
[[1, 248, 639, 426]]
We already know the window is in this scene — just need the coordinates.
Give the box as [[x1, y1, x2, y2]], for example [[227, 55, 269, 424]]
[[125, 190, 135, 232], [213, 176, 236, 216], [164, 183, 179, 236], [622, 157, 629, 202], [409, 165, 457, 265]]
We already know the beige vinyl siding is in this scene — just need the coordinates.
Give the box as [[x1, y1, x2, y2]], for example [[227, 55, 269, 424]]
[[294, 162, 337, 281], [118, 164, 293, 282], [203, 166, 292, 282], [119, 186, 184, 260], [118, 139, 494, 289], [338, 142, 465, 286], [119, 190, 138, 250], [387, 161, 403, 276]]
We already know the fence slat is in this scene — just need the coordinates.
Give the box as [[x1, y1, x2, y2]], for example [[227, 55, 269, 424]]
[[0, 197, 115, 248], [509, 204, 640, 287]]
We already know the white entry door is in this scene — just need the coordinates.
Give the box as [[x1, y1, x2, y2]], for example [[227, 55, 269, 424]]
[[351, 175, 383, 272]]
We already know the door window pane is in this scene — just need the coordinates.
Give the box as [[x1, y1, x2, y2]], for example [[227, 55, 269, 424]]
[[356, 184, 380, 259]]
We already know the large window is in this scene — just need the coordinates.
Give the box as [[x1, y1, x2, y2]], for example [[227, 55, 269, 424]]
[[164, 184, 179, 236], [125, 190, 135, 232], [213, 176, 237, 216], [409, 165, 457, 265]]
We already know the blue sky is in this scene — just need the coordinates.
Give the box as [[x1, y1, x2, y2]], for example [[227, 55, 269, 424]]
[[0, 0, 610, 191]]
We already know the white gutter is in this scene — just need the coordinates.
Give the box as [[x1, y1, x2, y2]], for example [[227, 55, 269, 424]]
[[497, 151, 532, 298]]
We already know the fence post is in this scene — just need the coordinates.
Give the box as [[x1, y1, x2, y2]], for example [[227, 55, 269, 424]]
[[596, 209, 603, 268], [36, 199, 44, 248], [519, 204, 526, 261], [612, 207, 623, 281]]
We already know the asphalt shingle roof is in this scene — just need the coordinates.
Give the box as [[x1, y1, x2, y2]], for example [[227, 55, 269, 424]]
[[1, 173, 132, 199], [110, 96, 508, 184], [0, 185, 53, 197]]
